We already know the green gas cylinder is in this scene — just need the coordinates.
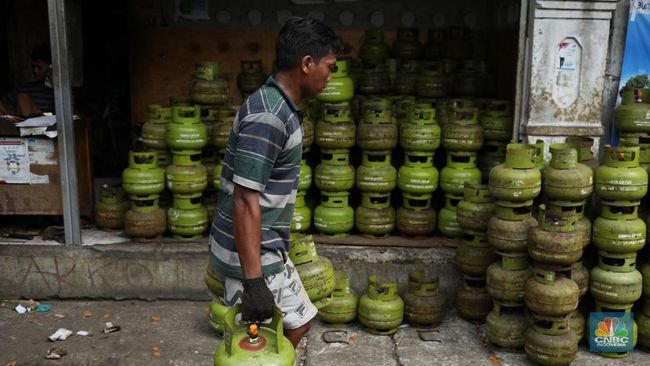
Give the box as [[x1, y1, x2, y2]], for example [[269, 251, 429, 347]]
[[356, 152, 396, 193], [191, 78, 230, 105], [614, 87, 650, 132], [357, 117, 398, 151], [489, 143, 541, 202], [318, 60, 354, 103], [487, 200, 537, 253], [237, 60, 266, 97], [569, 310, 585, 345], [358, 275, 404, 335], [455, 275, 492, 321], [94, 184, 129, 230], [314, 191, 354, 237], [486, 302, 528, 350], [456, 182, 495, 231], [595, 145, 648, 201], [394, 60, 419, 95], [398, 151, 439, 194], [456, 60, 491, 96], [208, 299, 228, 336], [298, 158, 312, 191], [166, 150, 208, 194], [545, 200, 591, 249], [525, 266, 579, 317], [214, 305, 295, 366], [291, 191, 311, 233], [399, 105, 441, 151], [391, 28, 423, 60], [415, 64, 450, 98], [142, 105, 171, 149], [314, 149, 355, 192], [194, 61, 223, 81], [315, 103, 356, 149], [487, 253, 532, 306], [441, 108, 483, 152], [318, 271, 359, 326], [542, 143, 593, 201], [440, 152, 481, 195], [167, 192, 208, 240], [167, 105, 208, 150], [480, 100, 513, 142], [455, 240, 496, 277], [590, 253, 642, 306], [593, 201, 646, 253], [355, 192, 395, 238], [524, 314, 577, 366], [437, 193, 463, 239], [211, 107, 236, 149], [396, 193, 437, 237], [124, 195, 167, 241], [403, 271, 447, 327], [528, 205, 583, 266], [122, 151, 165, 197], [359, 30, 391, 61], [289, 234, 336, 309]]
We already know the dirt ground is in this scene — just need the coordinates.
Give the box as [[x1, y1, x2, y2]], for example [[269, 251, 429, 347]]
[[0, 300, 216, 366]]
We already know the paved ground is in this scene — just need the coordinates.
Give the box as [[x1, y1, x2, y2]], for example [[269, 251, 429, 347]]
[[1, 300, 648, 366]]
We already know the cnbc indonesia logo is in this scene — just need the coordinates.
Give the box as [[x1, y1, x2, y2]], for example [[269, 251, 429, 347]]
[[593, 317, 630, 349]]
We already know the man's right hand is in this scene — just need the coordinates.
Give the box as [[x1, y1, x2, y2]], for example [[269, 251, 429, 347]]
[[241, 277, 275, 322]]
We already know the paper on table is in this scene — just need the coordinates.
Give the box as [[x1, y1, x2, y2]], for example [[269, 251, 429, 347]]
[[15, 114, 57, 127]]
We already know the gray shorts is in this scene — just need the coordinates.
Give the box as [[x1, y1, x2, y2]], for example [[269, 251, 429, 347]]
[[223, 255, 318, 330]]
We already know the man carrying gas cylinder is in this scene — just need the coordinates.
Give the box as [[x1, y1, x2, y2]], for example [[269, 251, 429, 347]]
[[208, 16, 342, 347]]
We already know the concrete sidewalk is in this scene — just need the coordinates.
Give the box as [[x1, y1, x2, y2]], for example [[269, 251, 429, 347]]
[[1, 300, 648, 366]]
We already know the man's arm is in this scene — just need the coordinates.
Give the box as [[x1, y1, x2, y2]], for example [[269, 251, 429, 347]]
[[233, 182, 276, 322], [232, 183, 262, 279]]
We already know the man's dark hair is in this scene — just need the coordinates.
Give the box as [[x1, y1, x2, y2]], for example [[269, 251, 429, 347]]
[[30, 44, 51, 64], [276, 16, 342, 72]]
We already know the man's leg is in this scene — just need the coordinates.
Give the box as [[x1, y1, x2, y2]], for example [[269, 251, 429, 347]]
[[273, 258, 318, 347], [284, 321, 312, 348]]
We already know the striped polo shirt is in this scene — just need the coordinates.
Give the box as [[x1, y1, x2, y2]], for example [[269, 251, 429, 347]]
[[209, 76, 303, 279]]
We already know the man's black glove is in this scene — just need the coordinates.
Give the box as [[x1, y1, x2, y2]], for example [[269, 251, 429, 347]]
[[241, 277, 275, 322]]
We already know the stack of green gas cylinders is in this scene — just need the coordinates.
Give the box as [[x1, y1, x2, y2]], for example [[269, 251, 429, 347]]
[[482, 143, 541, 331], [313, 60, 356, 238], [477, 100, 513, 179], [439, 102, 483, 239], [355, 97, 398, 238], [455, 181, 497, 323], [520, 143, 593, 364], [590, 144, 647, 358], [121, 149, 167, 242], [165, 105, 209, 240], [396, 103, 440, 237]]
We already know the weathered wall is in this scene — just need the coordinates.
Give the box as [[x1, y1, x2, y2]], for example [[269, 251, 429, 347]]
[[128, 27, 518, 124], [128, 0, 520, 124], [0, 242, 460, 301]]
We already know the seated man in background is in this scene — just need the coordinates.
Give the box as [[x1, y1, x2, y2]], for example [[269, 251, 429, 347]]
[[0, 44, 55, 118]]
